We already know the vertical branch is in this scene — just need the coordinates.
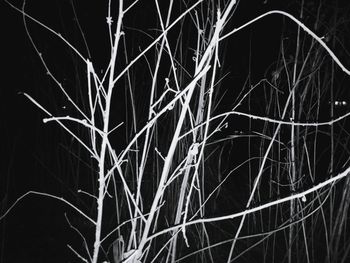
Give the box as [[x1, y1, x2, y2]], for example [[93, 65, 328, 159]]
[[288, 1, 303, 261], [92, 1, 124, 263]]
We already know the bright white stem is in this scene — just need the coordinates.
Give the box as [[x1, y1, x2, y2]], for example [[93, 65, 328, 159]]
[[91, 1, 124, 262]]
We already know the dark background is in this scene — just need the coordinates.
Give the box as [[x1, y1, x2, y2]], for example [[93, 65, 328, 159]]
[[1, 0, 350, 262]]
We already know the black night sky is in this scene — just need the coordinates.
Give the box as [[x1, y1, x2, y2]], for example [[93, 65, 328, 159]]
[[1, 1, 350, 262]]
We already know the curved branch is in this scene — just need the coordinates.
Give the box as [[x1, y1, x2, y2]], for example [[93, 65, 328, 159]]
[[220, 10, 350, 75]]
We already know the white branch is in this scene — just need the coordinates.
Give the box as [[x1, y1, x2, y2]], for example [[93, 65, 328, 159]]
[[0, 191, 96, 226], [147, 166, 350, 241], [221, 10, 350, 75]]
